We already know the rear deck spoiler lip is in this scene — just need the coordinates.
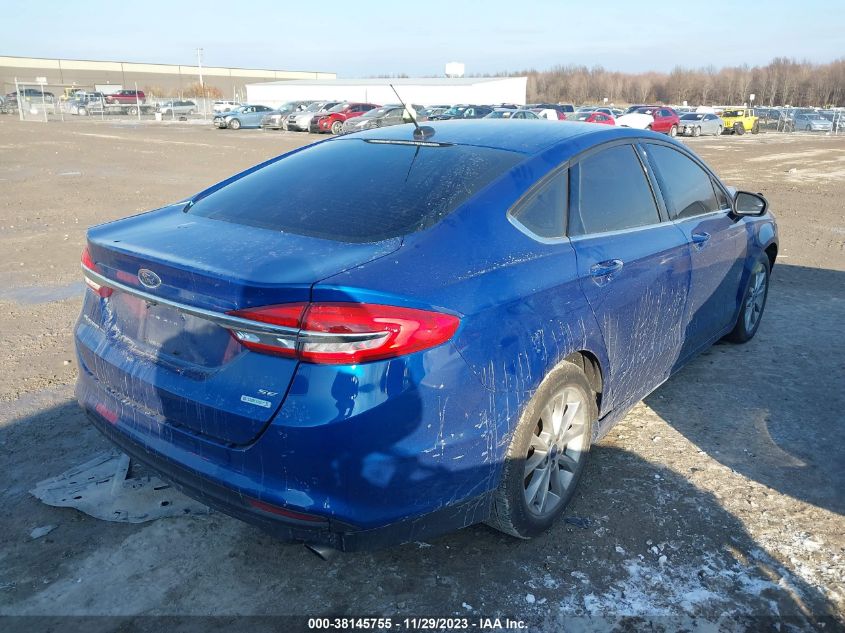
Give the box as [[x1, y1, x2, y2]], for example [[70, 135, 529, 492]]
[[80, 265, 385, 345]]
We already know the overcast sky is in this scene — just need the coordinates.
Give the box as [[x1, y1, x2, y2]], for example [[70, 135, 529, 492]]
[[4, 0, 842, 76]]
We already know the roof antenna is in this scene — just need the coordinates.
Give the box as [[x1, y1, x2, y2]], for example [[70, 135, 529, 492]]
[[389, 83, 434, 140]]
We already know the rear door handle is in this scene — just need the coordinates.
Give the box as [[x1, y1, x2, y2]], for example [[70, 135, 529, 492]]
[[692, 232, 711, 248], [590, 259, 624, 277]]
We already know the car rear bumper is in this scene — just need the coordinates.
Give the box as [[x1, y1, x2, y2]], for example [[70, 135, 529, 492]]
[[83, 401, 494, 551], [74, 323, 501, 549]]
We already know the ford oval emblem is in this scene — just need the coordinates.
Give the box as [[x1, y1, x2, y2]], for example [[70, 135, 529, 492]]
[[138, 268, 162, 289]]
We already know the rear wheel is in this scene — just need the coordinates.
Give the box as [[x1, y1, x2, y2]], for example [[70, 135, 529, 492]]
[[805, 124, 812, 132], [127, 106, 139, 116], [228, 118, 241, 130], [669, 124, 678, 137], [487, 361, 596, 538], [725, 254, 770, 343], [751, 120, 760, 134], [331, 120, 343, 135], [693, 126, 701, 137]]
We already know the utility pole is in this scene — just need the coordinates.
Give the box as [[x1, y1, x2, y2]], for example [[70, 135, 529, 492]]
[[196, 48, 204, 96]]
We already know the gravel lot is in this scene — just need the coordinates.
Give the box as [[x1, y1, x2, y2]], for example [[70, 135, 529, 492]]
[[0, 117, 842, 632]]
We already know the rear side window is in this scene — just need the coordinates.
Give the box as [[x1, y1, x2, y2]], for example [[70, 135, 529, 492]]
[[509, 170, 567, 239], [189, 139, 523, 243], [646, 144, 719, 219], [569, 144, 660, 235]]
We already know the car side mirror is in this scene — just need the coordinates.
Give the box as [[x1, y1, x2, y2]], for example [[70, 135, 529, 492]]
[[733, 191, 768, 216]]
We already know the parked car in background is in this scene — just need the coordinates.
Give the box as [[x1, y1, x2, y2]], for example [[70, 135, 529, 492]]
[[678, 112, 723, 136], [76, 120, 778, 551], [214, 104, 275, 129], [286, 101, 342, 132], [529, 103, 575, 116], [484, 108, 540, 120], [566, 110, 615, 125], [7, 88, 56, 102], [429, 104, 493, 120], [340, 105, 416, 133], [422, 106, 449, 118], [212, 100, 241, 113], [532, 108, 567, 121], [616, 106, 680, 135], [260, 101, 314, 130], [105, 90, 146, 105], [316, 102, 380, 134], [720, 108, 759, 135], [156, 100, 197, 116], [791, 112, 834, 132], [577, 107, 616, 117]]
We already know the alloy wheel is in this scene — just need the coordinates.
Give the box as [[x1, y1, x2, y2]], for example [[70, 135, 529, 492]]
[[523, 387, 588, 517], [744, 262, 768, 332]]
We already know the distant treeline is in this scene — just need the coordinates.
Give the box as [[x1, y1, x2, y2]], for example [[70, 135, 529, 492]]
[[506, 58, 845, 107]]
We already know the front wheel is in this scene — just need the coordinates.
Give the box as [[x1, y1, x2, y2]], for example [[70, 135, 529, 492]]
[[487, 361, 596, 538], [228, 118, 241, 130], [693, 126, 701, 137], [716, 125, 723, 136], [669, 124, 678, 137], [331, 120, 343, 135], [734, 122, 746, 135], [127, 106, 139, 115], [725, 254, 770, 343], [751, 120, 760, 134]]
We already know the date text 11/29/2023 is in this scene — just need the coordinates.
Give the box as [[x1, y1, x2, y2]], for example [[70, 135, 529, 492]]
[[307, 617, 528, 630]]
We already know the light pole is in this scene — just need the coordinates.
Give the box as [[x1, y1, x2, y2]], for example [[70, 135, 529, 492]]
[[197, 48, 204, 95], [196, 47, 205, 115]]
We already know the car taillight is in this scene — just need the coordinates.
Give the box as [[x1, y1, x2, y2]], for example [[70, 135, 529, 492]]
[[227, 303, 460, 364], [81, 246, 113, 298]]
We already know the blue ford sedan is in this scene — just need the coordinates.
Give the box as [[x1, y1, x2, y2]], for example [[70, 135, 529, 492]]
[[75, 120, 777, 550]]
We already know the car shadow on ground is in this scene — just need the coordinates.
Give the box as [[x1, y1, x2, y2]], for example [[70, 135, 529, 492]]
[[646, 263, 845, 516], [0, 396, 841, 629]]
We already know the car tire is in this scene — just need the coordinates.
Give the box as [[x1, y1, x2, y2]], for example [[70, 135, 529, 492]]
[[751, 120, 760, 134], [228, 118, 241, 130], [646, 124, 653, 131], [734, 122, 745, 135], [693, 126, 701, 137], [487, 360, 596, 539], [331, 120, 343, 135], [188, 109, 195, 115], [127, 106, 139, 116], [725, 254, 770, 344], [716, 125, 723, 136], [669, 125, 678, 137], [805, 125, 812, 132]]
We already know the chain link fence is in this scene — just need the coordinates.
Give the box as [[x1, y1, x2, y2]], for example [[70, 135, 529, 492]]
[[1, 78, 247, 124]]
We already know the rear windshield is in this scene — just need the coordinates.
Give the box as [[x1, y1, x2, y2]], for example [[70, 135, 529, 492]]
[[188, 138, 524, 243]]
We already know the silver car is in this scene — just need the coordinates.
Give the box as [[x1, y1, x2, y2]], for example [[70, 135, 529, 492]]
[[285, 101, 342, 132], [157, 100, 197, 116], [791, 113, 834, 132], [678, 112, 723, 137]]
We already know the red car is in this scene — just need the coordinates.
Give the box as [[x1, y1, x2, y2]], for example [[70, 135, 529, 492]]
[[569, 110, 616, 125], [105, 89, 146, 105], [317, 102, 380, 134], [618, 105, 680, 135]]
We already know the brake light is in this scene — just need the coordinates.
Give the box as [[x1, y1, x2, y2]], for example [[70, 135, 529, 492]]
[[227, 303, 460, 364], [81, 246, 113, 298]]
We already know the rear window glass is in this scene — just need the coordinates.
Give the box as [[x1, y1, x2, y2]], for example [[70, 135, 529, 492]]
[[188, 139, 524, 243]]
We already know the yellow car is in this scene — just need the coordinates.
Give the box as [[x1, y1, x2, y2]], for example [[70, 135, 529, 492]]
[[720, 108, 760, 135]]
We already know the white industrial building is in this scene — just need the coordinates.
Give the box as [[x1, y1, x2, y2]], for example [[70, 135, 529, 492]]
[[245, 77, 528, 108]]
